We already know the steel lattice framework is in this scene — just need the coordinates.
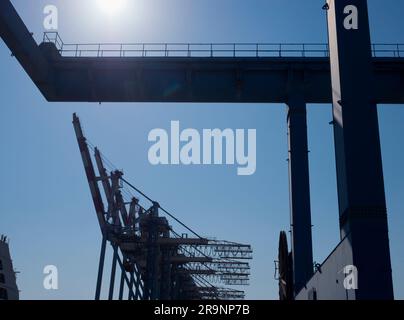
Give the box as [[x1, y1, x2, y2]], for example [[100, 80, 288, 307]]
[[73, 114, 252, 300]]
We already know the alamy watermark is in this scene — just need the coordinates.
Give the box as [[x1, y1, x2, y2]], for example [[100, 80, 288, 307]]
[[43, 265, 59, 290], [148, 121, 257, 176], [43, 5, 58, 30], [341, 265, 358, 290]]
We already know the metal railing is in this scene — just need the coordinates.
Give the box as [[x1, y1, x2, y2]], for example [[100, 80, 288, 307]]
[[43, 32, 404, 58]]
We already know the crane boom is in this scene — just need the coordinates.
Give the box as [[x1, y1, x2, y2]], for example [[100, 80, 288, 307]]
[[73, 113, 106, 232]]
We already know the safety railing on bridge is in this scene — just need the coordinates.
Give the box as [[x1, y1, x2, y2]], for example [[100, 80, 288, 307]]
[[43, 32, 404, 58]]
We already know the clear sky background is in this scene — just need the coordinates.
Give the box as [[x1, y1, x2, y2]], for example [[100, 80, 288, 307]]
[[1, 0, 404, 300]]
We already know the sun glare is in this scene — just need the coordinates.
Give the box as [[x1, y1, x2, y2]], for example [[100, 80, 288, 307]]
[[97, 0, 127, 16]]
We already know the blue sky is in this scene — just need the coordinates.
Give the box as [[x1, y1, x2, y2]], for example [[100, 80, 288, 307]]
[[1, 0, 404, 300]]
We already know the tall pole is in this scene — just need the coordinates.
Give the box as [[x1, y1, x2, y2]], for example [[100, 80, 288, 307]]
[[327, 0, 393, 299], [95, 236, 107, 300], [145, 202, 161, 300], [108, 245, 118, 300], [118, 269, 125, 300], [286, 72, 314, 296], [128, 272, 136, 300]]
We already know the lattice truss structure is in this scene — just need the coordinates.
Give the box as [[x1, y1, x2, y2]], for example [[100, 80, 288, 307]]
[[72, 114, 252, 300]]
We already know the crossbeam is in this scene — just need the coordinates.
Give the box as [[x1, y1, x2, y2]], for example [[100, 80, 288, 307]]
[[1, 1, 403, 104]]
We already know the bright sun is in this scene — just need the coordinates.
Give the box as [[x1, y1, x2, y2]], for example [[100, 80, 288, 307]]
[[97, 0, 127, 16]]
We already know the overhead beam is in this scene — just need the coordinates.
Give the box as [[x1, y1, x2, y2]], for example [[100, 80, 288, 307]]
[[39, 47, 404, 103], [0, 0, 403, 104]]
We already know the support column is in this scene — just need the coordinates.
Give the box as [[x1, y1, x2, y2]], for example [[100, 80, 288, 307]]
[[286, 80, 314, 295], [95, 236, 107, 300], [160, 227, 172, 300], [327, 0, 393, 299], [108, 245, 118, 300]]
